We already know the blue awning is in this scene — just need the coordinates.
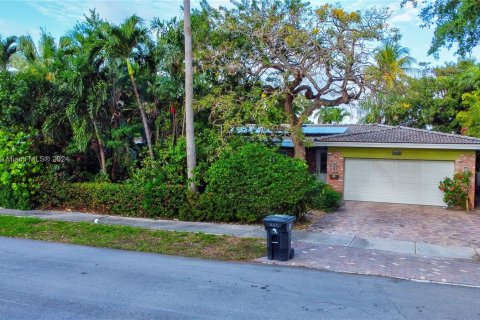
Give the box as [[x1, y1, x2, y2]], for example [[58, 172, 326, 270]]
[[280, 139, 294, 148]]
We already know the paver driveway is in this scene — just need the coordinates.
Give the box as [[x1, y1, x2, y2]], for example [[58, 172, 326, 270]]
[[309, 201, 480, 247]]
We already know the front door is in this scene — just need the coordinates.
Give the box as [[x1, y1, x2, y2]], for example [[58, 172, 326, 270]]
[[315, 148, 327, 181]]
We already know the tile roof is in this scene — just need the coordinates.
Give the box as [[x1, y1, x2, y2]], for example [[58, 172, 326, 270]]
[[310, 124, 480, 145]]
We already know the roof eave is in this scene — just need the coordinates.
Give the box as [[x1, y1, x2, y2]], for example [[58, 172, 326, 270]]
[[312, 142, 480, 150]]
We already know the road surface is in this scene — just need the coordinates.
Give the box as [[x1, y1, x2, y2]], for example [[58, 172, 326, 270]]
[[0, 237, 479, 319]]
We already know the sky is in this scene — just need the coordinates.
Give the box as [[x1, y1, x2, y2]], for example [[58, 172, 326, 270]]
[[0, 0, 473, 66]]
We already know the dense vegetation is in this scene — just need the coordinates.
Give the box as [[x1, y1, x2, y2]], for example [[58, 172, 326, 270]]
[[1, 0, 478, 220]]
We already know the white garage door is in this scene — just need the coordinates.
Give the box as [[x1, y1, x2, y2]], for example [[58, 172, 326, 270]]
[[344, 159, 454, 206]]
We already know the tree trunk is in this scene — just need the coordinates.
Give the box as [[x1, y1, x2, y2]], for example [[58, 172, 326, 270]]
[[284, 93, 306, 160], [91, 119, 107, 174], [127, 59, 154, 159], [292, 133, 306, 160], [184, 0, 198, 193]]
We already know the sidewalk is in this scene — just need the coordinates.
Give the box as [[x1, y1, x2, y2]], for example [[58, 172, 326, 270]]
[[258, 242, 480, 287], [1, 208, 478, 261]]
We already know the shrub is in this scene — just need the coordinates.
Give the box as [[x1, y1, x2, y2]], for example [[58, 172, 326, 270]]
[[439, 170, 473, 210], [0, 130, 42, 209], [35, 165, 184, 218], [188, 143, 317, 223], [128, 139, 187, 217], [33, 166, 73, 208], [307, 180, 342, 212]]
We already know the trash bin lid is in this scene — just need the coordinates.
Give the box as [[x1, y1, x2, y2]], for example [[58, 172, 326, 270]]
[[263, 214, 295, 223]]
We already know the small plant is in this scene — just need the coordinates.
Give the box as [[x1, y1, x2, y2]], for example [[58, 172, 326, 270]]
[[439, 170, 473, 210], [307, 181, 342, 212]]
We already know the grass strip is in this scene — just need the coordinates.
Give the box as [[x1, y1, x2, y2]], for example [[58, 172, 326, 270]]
[[0, 216, 266, 261]]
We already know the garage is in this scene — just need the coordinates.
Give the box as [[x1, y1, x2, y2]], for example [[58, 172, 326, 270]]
[[344, 159, 454, 206]]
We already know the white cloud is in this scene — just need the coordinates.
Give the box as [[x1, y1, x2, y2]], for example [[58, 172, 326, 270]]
[[28, 1, 85, 25], [26, 0, 182, 27]]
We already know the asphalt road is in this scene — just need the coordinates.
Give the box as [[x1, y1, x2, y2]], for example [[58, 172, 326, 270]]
[[0, 237, 479, 320]]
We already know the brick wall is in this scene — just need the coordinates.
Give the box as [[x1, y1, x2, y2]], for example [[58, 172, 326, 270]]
[[327, 150, 344, 193], [454, 153, 476, 208]]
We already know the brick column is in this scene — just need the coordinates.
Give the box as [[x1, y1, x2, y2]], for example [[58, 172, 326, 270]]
[[454, 153, 476, 208], [327, 150, 344, 193]]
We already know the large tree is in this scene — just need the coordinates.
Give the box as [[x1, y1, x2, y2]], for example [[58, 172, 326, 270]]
[[360, 61, 480, 133], [455, 64, 480, 136], [202, 1, 390, 159], [402, 0, 480, 57], [104, 15, 155, 159]]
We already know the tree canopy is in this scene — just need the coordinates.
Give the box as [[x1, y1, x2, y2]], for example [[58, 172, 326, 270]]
[[403, 0, 480, 57]]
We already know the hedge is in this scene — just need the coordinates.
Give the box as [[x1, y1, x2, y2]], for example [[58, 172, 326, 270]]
[[35, 175, 185, 218]]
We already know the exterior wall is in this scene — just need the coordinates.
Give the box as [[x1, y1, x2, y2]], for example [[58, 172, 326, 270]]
[[326, 150, 344, 193], [454, 153, 476, 208], [329, 147, 472, 161], [327, 147, 477, 208]]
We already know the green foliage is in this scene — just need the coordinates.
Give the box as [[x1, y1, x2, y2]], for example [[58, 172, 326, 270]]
[[307, 181, 343, 212], [361, 61, 479, 133], [315, 107, 351, 124], [366, 40, 416, 91], [36, 163, 185, 218], [187, 143, 317, 223], [403, 0, 480, 57], [0, 35, 17, 70], [0, 71, 51, 130], [455, 64, 480, 136], [439, 170, 473, 209], [33, 166, 73, 208], [0, 130, 42, 209]]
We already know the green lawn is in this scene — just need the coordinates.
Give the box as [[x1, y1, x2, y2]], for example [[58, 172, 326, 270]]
[[0, 216, 266, 261]]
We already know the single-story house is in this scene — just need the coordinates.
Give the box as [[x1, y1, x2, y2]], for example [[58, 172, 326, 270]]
[[280, 124, 480, 207]]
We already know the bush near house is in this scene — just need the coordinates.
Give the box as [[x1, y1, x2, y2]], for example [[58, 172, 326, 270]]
[[307, 180, 343, 212], [183, 143, 319, 223], [439, 170, 473, 210]]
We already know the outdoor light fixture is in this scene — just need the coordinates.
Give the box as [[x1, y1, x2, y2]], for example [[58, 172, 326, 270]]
[[330, 162, 340, 179]]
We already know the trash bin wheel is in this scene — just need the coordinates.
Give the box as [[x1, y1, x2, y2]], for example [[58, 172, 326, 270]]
[[290, 248, 295, 259]]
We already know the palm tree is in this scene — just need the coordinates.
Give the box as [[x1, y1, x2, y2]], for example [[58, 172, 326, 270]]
[[16, 30, 65, 78], [315, 107, 351, 124], [459, 65, 480, 90], [105, 15, 154, 159], [0, 35, 17, 71], [184, 0, 197, 193], [372, 41, 416, 89]]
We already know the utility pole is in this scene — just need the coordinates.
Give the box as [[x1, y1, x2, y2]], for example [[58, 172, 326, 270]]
[[184, 0, 197, 192]]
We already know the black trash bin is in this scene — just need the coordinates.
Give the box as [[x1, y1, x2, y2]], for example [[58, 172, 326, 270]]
[[263, 215, 295, 261]]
